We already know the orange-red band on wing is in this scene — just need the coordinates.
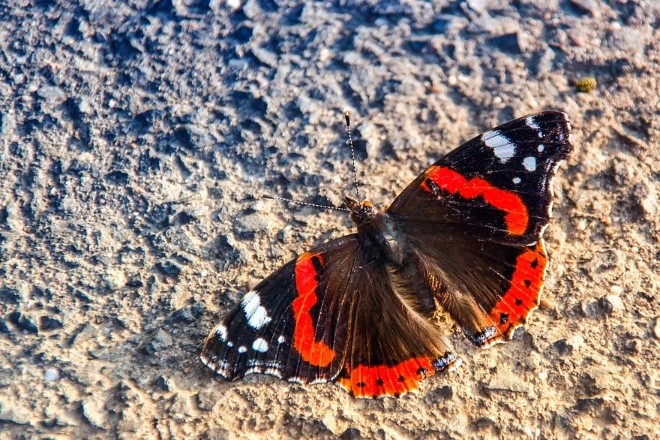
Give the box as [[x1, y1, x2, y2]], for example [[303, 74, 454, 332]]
[[338, 357, 435, 397], [292, 253, 336, 367], [488, 243, 547, 338], [422, 166, 529, 235]]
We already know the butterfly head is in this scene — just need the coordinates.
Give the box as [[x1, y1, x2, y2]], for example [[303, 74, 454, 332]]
[[344, 195, 376, 226]]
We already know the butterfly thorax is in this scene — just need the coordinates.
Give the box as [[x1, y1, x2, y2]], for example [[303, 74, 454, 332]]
[[344, 195, 406, 266]]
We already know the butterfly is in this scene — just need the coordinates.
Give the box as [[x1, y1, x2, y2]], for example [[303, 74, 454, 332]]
[[201, 111, 573, 397]]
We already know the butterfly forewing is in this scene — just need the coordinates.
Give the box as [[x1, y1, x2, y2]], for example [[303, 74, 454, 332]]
[[388, 111, 572, 245]]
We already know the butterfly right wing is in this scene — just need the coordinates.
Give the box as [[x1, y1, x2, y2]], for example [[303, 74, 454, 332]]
[[201, 234, 458, 397], [386, 111, 572, 347]]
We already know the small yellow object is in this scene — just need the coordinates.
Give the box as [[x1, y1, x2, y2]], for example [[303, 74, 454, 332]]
[[574, 76, 597, 93]]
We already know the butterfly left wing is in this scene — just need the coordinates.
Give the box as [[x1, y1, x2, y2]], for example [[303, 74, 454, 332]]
[[201, 234, 458, 397], [387, 111, 572, 347], [201, 236, 358, 385]]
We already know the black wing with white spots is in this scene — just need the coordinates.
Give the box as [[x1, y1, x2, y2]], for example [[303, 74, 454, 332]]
[[389, 111, 572, 245]]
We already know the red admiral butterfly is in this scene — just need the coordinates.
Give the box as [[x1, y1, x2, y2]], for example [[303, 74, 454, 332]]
[[201, 111, 573, 397]]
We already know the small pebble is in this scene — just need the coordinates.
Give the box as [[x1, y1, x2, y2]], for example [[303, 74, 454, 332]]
[[576, 218, 588, 231], [580, 300, 599, 317], [225, 0, 242, 10], [322, 411, 338, 435], [600, 294, 625, 315], [573, 77, 597, 93], [610, 285, 623, 295], [524, 427, 541, 438], [566, 335, 585, 351], [624, 338, 640, 353], [640, 192, 657, 217], [81, 398, 108, 430], [581, 415, 594, 431], [653, 317, 660, 339], [105, 269, 126, 291], [44, 368, 59, 381], [554, 335, 584, 356], [154, 375, 175, 392]]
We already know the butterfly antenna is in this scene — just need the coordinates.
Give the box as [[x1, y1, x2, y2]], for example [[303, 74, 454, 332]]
[[344, 111, 361, 201], [263, 194, 349, 212]]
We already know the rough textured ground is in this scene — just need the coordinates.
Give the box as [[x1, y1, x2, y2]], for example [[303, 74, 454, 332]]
[[0, 0, 658, 439]]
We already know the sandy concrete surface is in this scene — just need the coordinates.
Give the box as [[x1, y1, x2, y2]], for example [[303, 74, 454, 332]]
[[0, 0, 658, 438]]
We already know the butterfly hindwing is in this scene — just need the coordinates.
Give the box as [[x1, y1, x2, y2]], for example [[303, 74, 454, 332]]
[[387, 111, 572, 347], [332, 246, 457, 397], [402, 229, 549, 346]]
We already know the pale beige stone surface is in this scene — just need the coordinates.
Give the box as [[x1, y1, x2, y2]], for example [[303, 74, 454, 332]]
[[0, 1, 657, 438]]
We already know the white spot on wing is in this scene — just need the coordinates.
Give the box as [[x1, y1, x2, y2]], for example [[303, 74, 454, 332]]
[[512, 177, 521, 184], [482, 131, 516, 162], [277, 335, 285, 344], [526, 116, 543, 138], [264, 368, 283, 378], [537, 144, 545, 152], [227, 341, 234, 347], [238, 346, 247, 353], [309, 378, 328, 385], [252, 338, 269, 352], [241, 290, 272, 330], [523, 156, 537, 171], [214, 324, 228, 341], [200, 355, 230, 376]]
